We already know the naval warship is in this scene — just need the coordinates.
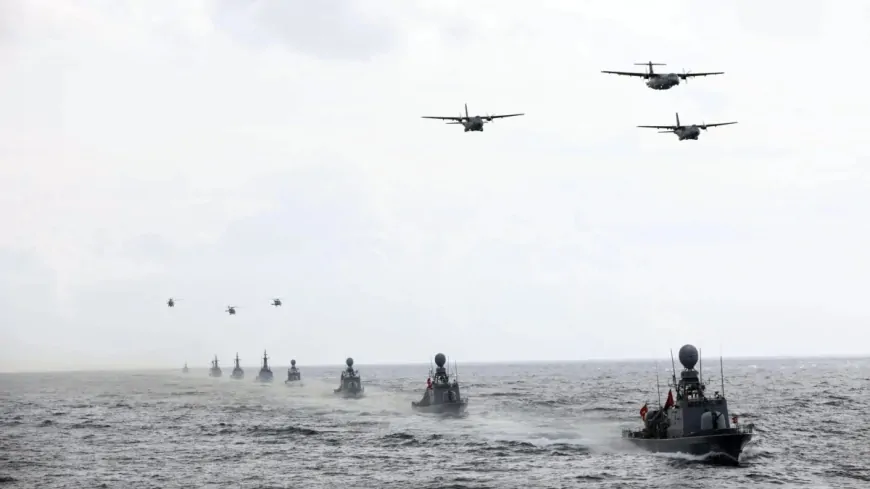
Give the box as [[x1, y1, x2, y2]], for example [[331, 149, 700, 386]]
[[182, 362, 189, 374], [209, 355, 222, 377], [622, 344, 754, 464], [334, 357, 364, 398], [284, 359, 301, 384], [230, 353, 245, 380], [411, 352, 467, 415], [256, 350, 273, 382]]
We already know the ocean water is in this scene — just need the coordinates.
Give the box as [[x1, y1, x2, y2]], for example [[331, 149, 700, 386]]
[[1, 358, 869, 488]]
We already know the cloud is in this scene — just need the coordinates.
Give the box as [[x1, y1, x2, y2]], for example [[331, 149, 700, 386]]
[[2, 0, 870, 372]]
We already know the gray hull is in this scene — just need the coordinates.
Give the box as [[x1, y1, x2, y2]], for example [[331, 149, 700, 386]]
[[411, 400, 467, 415], [334, 388, 364, 398], [623, 431, 752, 464], [231, 369, 244, 380]]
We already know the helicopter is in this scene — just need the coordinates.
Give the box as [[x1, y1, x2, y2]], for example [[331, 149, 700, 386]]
[[225, 306, 238, 315], [167, 298, 180, 308], [271, 298, 282, 307]]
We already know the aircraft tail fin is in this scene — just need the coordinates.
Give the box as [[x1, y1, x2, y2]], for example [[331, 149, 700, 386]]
[[675, 112, 681, 127], [464, 103, 469, 119], [635, 61, 666, 75]]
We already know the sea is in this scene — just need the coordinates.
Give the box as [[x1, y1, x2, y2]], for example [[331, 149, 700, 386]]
[[1, 358, 868, 489]]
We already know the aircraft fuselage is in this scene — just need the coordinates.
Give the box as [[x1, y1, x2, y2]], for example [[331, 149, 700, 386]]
[[646, 73, 680, 90], [674, 126, 702, 140], [464, 117, 485, 132]]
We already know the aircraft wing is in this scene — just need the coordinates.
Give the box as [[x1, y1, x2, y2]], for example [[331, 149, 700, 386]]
[[601, 70, 651, 79], [637, 125, 677, 130], [421, 116, 466, 121], [679, 71, 724, 78], [701, 121, 737, 128], [487, 113, 524, 119]]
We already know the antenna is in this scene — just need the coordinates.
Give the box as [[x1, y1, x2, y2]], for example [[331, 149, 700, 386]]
[[669, 349, 678, 387], [655, 361, 662, 408], [720, 354, 726, 398], [699, 348, 703, 385]]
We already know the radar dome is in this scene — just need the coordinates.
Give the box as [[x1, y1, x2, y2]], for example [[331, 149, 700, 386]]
[[434, 353, 446, 367], [346, 357, 354, 367], [678, 344, 699, 369], [291, 359, 296, 366]]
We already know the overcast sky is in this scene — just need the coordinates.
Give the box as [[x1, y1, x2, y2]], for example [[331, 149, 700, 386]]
[[2, 1, 869, 372]]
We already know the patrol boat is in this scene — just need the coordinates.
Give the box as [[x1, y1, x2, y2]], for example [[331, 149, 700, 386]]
[[209, 356, 222, 377], [622, 344, 754, 464], [284, 359, 301, 384], [256, 350, 273, 382], [334, 357, 364, 398], [411, 352, 467, 415], [230, 353, 244, 380], [182, 362, 189, 374]]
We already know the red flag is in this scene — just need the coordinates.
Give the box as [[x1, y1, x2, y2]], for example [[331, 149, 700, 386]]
[[640, 403, 648, 420], [732, 415, 738, 425], [664, 389, 675, 409]]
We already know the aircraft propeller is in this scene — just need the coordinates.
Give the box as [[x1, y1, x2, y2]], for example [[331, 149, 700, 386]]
[[681, 69, 691, 83]]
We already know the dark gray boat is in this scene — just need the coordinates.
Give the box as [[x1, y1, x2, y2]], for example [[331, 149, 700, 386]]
[[256, 350, 273, 382], [182, 362, 189, 374], [284, 359, 301, 384], [411, 352, 467, 415], [230, 353, 244, 380], [208, 356, 222, 377], [622, 344, 754, 464], [334, 357, 364, 398]]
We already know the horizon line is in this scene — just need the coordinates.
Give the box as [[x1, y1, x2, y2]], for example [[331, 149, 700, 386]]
[[1, 352, 868, 375]]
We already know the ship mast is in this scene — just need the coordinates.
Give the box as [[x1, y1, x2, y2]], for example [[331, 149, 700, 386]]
[[655, 361, 662, 408]]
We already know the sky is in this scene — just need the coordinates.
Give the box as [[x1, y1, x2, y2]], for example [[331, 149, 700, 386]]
[[1, 0, 870, 372]]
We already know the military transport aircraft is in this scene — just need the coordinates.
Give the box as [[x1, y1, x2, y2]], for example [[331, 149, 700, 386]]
[[225, 305, 238, 315], [167, 298, 179, 308], [638, 113, 737, 141], [421, 104, 524, 132], [271, 298, 282, 307], [602, 61, 724, 90]]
